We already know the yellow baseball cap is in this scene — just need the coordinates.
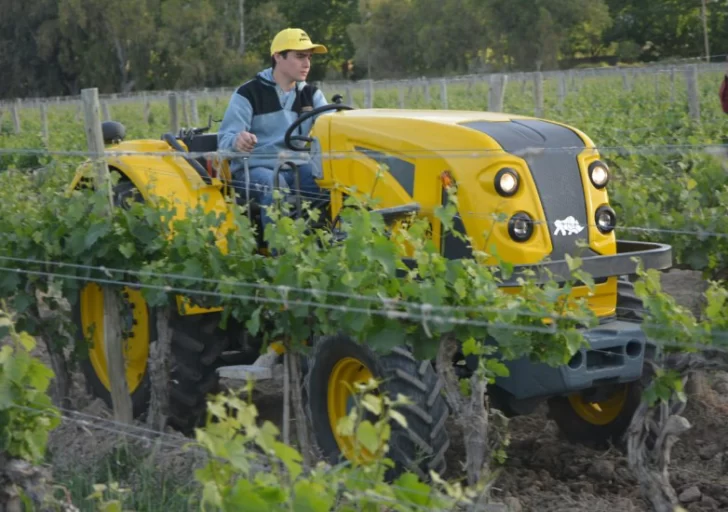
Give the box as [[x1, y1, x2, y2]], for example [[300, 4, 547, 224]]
[[270, 28, 328, 55]]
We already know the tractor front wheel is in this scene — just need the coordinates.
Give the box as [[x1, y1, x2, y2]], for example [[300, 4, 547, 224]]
[[546, 381, 643, 446], [547, 278, 651, 446], [304, 334, 450, 480]]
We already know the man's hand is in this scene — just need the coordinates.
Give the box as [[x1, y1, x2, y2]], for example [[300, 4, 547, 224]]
[[234, 131, 257, 152]]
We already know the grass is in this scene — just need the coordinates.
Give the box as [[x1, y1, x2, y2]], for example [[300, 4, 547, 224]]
[[48, 441, 202, 511]]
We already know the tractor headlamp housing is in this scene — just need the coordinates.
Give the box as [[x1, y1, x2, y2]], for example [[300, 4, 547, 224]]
[[495, 168, 520, 197], [595, 205, 616, 233], [508, 212, 534, 242], [588, 161, 610, 189]]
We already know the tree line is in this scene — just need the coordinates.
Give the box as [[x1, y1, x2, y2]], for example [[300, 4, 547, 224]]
[[2, 0, 727, 100]]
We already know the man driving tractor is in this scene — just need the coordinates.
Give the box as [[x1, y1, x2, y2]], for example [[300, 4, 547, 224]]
[[218, 28, 330, 229]]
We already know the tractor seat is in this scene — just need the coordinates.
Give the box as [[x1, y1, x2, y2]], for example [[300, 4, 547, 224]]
[[184, 133, 219, 171]]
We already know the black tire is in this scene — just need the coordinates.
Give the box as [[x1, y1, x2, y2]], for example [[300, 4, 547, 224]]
[[615, 277, 645, 322], [546, 278, 649, 446], [112, 179, 143, 207], [77, 303, 226, 434], [304, 334, 450, 480], [546, 380, 645, 446], [167, 312, 226, 434]]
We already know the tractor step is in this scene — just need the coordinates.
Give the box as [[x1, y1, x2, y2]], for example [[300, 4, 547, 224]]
[[216, 364, 273, 381], [217, 346, 283, 382]]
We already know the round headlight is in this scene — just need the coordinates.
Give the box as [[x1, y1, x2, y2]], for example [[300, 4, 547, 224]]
[[588, 161, 610, 189], [595, 205, 616, 233], [495, 168, 520, 197], [508, 212, 534, 242]]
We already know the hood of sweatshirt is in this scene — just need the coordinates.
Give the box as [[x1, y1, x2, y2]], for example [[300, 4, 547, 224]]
[[256, 67, 307, 91]]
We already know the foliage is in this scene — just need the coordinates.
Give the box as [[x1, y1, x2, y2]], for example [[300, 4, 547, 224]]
[[0, 165, 174, 352], [86, 482, 134, 512], [0, 304, 61, 463], [192, 383, 478, 511], [631, 265, 728, 405], [603, 0, 728, 61]]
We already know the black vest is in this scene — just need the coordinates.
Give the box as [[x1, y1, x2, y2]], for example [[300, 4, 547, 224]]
[[236, 76, 318, 116]]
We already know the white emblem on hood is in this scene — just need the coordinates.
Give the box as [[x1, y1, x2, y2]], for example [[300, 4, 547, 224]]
[[553, 216, 584, 236]]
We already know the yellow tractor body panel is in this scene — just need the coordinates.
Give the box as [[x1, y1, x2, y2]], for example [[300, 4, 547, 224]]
[[72, 139, 234, 241]]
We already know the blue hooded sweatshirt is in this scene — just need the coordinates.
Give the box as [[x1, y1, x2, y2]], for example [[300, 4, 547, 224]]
[[217, 67, 328, 175]]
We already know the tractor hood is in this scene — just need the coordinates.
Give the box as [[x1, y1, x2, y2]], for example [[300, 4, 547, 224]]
[[319, 108, 614, 268]]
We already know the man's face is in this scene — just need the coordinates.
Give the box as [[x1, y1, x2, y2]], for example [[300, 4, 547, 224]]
[[276, 50, 313, 82]]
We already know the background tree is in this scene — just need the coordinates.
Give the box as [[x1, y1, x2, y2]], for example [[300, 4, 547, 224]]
[[1, 0, 727, 99], [603, 0, 707, 60], [485, 0, 614, 70]]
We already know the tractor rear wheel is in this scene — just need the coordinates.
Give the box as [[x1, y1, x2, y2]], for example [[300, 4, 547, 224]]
[[77, 283, 152, 418], [304, 334, 450, 480], [76, 287, 226, 434], [76, 177, 225, 434], [546, 278, 650, 446]]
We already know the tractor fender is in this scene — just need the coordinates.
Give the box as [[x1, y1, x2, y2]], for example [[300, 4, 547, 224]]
[[69, 140, 229, 213]]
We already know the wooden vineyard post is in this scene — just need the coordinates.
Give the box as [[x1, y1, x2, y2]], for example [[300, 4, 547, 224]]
[[534, 72, 544, 117], [81, 87, 134, 425], [190, 95, 200, 126], [39, 103, 48, 145], [685, 64, 701, 123], [181, 92, 190, 127], [488, 74, 508, 113], [365, 80, 374, 108], [169, 92, 179, 134], [558, 74, 567, 109], [12, 99, 21, 134], [143, 94, 151, 125], [102, 101, 111, 122]]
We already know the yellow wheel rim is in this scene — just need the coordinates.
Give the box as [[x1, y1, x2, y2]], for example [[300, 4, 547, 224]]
[[327, 357, 375, 463], [568, 385, 628, 426], [80, 283, 149, 394]]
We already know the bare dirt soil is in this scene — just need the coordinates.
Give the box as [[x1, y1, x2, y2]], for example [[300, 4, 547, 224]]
[[482, 377, 728, 512], [480, 270, 726, 511], [31, 269, 728, 510]]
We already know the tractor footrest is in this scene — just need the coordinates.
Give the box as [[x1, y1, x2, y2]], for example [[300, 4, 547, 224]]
[[217, 364, 273, 381]]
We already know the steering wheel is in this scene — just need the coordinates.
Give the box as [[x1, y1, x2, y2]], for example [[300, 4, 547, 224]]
[[162, 133, 212, 185], [284, 101, 353, 151]]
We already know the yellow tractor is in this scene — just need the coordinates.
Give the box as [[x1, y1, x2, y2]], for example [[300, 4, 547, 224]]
[[70, 97, 672, 479]]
